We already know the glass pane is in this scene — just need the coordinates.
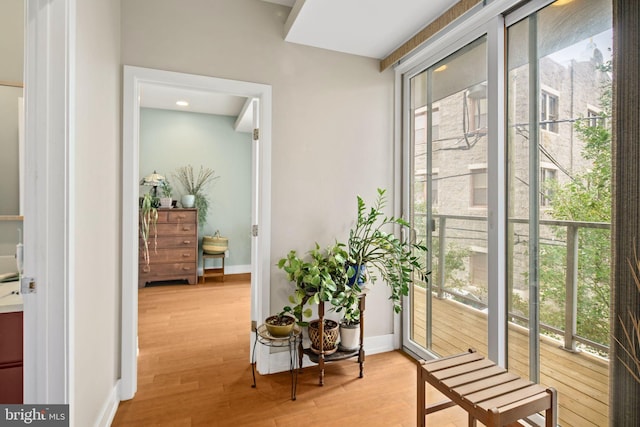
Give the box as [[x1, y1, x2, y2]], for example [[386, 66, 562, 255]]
[[409, 36, 488, 357], [507, 1, 612, 425]]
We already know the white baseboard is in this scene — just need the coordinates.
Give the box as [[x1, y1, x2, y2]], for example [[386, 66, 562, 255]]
[[95, 380, 120, 427], [266, 333, 395, 373]]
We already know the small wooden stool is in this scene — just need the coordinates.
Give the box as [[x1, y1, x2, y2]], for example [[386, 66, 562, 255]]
[[418, 349, 557, 427], [201, 252, 225, 283]]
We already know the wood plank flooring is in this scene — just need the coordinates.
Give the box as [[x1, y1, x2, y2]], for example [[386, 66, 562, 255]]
[[112, 279, 475, 427]]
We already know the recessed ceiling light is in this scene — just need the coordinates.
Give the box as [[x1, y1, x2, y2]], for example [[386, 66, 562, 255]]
[[176, 100, 189, 107]]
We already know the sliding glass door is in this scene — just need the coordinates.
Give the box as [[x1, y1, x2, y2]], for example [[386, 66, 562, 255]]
[[407, 36, 489, 358], [506, 1, 612, 425], [403, 1, 612, 425]]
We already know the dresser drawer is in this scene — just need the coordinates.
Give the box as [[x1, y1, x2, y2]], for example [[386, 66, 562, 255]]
[[140, 235, 197, 249], [139, 262, 197, 277], [166, 210, 197, 223], [155, 222, 197, 236], [140, 248, 196, 264]]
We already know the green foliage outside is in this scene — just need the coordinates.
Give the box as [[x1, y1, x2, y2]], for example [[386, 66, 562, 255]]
[[538, 61, 612, 349]]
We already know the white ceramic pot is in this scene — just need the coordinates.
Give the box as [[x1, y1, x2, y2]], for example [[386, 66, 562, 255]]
[[339, 321, 360, 351], [160, 197, 172, 208], [181, 194, 195, 208]]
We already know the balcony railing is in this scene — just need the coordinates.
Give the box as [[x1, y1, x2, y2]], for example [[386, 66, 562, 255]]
[[417, 213, 611, 355]]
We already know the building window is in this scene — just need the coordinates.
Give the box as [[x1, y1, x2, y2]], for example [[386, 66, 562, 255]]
[[540, 167, 557, 207], [587, 107, 604, 128], [470, 167, 487, 207], [541, 90, 559, 133]]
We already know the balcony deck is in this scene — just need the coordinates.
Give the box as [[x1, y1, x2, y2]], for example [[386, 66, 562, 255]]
[[412, 286, 609, 427]]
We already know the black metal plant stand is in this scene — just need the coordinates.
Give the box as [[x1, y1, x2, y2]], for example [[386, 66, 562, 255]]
[[251, 323, 301, 400]]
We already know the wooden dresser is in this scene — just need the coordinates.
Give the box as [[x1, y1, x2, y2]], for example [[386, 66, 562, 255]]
[[139, 208, 198, 288]]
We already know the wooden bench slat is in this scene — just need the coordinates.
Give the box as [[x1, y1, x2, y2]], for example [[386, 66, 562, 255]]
[[488, 392, 552, 425], [422, 351, 483, 372], [478, 384, 547, 411], [452, 372, 520, 396], [462, 378, 532, 404], [443, 365, 509, 389], [431, 358, 495, 380]]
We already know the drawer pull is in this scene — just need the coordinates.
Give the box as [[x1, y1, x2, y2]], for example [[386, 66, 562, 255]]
[[182, 267, 191, 271], [183, 240, 191, 244], [177, 214, 186, 219], [182, 227, 191, 231], [182, 253, 190, 257]]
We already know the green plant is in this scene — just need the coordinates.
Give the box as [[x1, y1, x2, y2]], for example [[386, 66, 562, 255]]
[[139, 193, 159, 267], [278, 242, 349, 326], [347, 188, 429, 313], [173, 165, 219, 226], [159, 179, 173, 198]]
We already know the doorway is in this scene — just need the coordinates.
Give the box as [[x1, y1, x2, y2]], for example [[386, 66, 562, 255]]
[[121, 66, 272, 400]]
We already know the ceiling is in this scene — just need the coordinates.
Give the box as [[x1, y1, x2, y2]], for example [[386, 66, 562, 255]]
[[272, 0, 456, 59], [140, 0, 455, 128], [139, 83, 254, 133]]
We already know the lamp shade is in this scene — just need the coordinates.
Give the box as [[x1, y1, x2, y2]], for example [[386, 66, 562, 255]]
[[140, 170, 165, 186]]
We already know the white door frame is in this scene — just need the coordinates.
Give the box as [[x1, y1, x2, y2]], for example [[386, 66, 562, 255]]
[[120, 66, 272, 400], [23, 0, 74, 405]]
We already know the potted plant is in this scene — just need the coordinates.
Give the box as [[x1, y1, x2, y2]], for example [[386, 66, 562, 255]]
[[277, 242, 349, 353], [159, 179, 173, 208], [173, 165, 219, 226], [139, 192, 159, 267], [347, 188, 428, 314], [332, 285, 361, 351], [264, 311, 296, 337]]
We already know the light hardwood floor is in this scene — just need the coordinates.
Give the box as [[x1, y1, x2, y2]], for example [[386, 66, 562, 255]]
[[112, 278, 476, 427]]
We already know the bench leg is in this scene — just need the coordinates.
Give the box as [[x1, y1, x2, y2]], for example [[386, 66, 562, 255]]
[[468, 413, 477, 427], [418, 361, 426, 427], [546, 387, 558, 427]]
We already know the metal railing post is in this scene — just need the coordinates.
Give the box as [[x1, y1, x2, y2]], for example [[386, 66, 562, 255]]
[[437, 217, 446, 299], [564, 224, 579, 352]]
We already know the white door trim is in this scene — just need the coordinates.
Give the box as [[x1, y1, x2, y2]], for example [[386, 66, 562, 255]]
[[23, 0, 74, 405], [120, 66, 272, 400]]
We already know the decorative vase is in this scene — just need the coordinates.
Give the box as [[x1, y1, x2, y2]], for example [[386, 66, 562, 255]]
[[181, 194, 195, 208], [160, 197, 172, 208]]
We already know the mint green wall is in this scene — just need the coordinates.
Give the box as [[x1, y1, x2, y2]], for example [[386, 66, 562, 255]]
[[139, 108, 252, 270]]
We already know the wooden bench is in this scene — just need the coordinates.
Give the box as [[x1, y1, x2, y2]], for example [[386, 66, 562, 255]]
[[418, 349, 557, 427]]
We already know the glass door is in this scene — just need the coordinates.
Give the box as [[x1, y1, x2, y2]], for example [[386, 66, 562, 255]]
[[407, 36, 489, 358], [506, 1, 612, 425]]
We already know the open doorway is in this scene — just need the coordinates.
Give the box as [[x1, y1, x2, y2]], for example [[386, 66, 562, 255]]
[[121, 66, 272, 400]]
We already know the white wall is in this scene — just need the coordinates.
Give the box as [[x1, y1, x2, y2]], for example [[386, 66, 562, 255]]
[[74, 0, 121, 425], [121, 0, 398, 337]]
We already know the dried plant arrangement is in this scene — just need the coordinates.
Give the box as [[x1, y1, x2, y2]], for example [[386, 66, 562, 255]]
[[173, 165, 219, 226]]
